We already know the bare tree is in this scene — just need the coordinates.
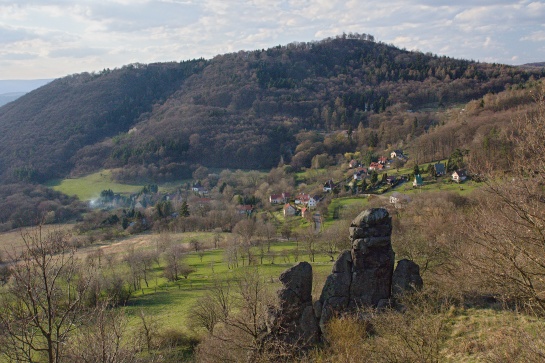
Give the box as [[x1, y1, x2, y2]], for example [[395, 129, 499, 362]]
[[125, 248, 156, 290], [0, 227, 92, 363], [318, 219, 350, 261], [300, 225, 318, 262], [64, 301, 137, 363], [137, 309, 161, 354], [212, 230, 223, 249], [163, 244, 186, 281], [461, 84, 545, 314], [224, 236, 240, 269], [189, 279, 232, 335], [257, 220, 277, 252], [194, 269, 274, 362], [190, 239, 206, 262], [233, 219, 257, 265]]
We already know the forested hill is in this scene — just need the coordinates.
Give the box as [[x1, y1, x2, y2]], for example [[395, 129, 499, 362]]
[[0, 60, 206, 183], [0, 35, 542, 184]]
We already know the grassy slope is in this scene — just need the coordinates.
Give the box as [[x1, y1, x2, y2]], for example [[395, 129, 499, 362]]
[[46, 170, 144, 200], [45, 169, 191, 201], [37, 162, 483, 334], [74, 233, 335, 330], [0, 223, 74, 254]]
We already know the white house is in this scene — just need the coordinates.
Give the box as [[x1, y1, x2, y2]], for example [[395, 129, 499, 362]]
[[452, 169, 467, 183], [390, 150, 404, 159], [389, 192, 411, 208]]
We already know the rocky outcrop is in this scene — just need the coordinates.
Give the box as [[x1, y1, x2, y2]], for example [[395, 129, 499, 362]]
[[392, 259, 423, 297], [268, 261, 320, 346], [318, 208, 396, 331], [269, 208, 423, 343]]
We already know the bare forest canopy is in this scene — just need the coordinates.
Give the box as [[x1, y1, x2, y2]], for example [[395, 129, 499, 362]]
[[0, 35, 543, 185]]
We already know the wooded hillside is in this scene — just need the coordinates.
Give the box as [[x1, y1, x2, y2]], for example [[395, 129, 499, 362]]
[[0, 35, 543, 183]]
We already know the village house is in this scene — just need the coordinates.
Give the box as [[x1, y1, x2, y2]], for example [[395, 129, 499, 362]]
[[386, 175, 397, 185], [353, 167, 367, 181], [301, 207, 310, 218], [192, 181, 202, 191], [192, 181, 208, 196], [413, 174, 423, 187], [452, 169, 467, 183], [283, 203, 297, 217], [323, 180, 335, 192], [349, 159, 359, 168], [194, 187, 208, 196], [369, 162, 384, 171], [236, 205, 254, 216], [269, 192, 290, 204], [309, 195, 320, 208], [390, 192, 411, 208], [294, 193, 319, 208], [378, 156, 388, 165], [433, 163, 446, 177], [269, 194, 283, 204], [390, 150, 405, 159], [295, 193, 309, 205]]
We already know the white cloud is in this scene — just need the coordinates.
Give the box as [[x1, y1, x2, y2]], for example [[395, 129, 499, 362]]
[[1, 0, 544, 79], [521, 31, 545, 42]]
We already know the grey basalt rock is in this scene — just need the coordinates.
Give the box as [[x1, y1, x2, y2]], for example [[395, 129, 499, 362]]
[[268, 261, 320, 346], [268, 208, 424, 343], [319, 208, 397, 330], [392, 259, 424, 297]]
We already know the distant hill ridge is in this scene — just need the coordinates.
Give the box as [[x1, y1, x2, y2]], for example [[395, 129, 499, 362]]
[[521, 62, 545, 68], [0, 79, 53, 107], [0, 36, 543, 184], [0, 92, 26, 107]]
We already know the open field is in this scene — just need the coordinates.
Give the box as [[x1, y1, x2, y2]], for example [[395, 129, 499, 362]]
[[0, 223, 74, 255], [48, 229, 338, 330], [46, 169, 146, 200]]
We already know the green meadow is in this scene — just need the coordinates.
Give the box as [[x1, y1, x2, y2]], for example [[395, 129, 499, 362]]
[[46, 170, 145, 200], [91, 236, 336, 330]]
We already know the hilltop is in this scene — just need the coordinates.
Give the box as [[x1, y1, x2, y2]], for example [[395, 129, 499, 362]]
[[0, 35, 543, 185]]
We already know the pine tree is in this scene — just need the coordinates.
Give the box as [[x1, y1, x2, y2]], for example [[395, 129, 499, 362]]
[[179, 201, 190, 217]]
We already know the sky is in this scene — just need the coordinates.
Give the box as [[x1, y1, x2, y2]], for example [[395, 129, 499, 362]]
[[1, 0, 545, 80]]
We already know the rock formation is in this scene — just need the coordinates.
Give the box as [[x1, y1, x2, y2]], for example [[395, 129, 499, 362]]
[[317, 208, 396, 331], [269, 207, 423, 344], [392, 259, 424, 297], [266, 261, 320, 350]]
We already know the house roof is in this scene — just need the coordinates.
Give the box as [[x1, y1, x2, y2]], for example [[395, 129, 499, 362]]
[[453, 169, 467, 177], [434, 163, 446, 173], [296, 193, 311, 201]]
